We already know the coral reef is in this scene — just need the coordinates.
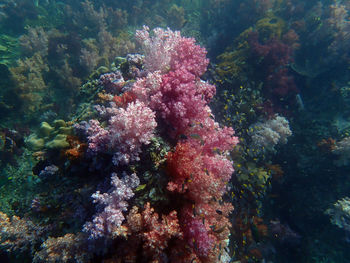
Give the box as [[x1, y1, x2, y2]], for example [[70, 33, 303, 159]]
[[249, 115, 292, 154], [0, 212, 46, 254], [326, 197, 350, 233], [2, 1, 350, 262]]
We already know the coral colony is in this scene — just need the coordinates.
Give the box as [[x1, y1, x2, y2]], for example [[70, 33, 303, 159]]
[[79, 26, 238, 262]]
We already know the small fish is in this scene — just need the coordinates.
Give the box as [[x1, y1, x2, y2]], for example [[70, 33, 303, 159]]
[[135, 184, 147, 191], [189, 133, 201, 140], [210, 225, 216, 231], [179, 134, 188, 140], [212, 147, 221, 154], [212, 226, 226, 234], [216, 209, 223, 215]]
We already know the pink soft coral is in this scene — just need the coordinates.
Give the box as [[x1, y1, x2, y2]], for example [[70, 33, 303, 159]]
[[135, 26, 208, 76], [150, 69, 215, 136], [86, 100, 157, 165], [134, 26, 216, 137], [108, 100, 157, 165]]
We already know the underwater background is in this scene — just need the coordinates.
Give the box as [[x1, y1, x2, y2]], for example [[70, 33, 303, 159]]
[[1, 0, 350, 262]]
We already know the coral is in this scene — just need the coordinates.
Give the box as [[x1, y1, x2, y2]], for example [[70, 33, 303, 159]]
[[248, 31, 298, 97], [113, 91, 137, 108], [166, 139, 234, 202], [69, 26, 236, 262], [33, 233, 91, 263], [249, 115, 292, 154], [150, 70, 215, 136], [139, 203, 182, 258], [64, 135, 87, 161], [326, 197, 350, 233], [0, 212, 46, 254], [129, 71, 163, 105], [86, 100, 157, 165], [99, 70, 125, 94], [332, 137, 350, 166], [135, 26, 209, 76], [38, 165, 59, 179], [113, 203, 183, 261], [317, 138, 336, 152], [133, 28, 216, 137], [84, 173, 140, 239], [326, 3, 350, 56], [182, 216, 214, 257], [135, 26, 182, 74], [165, 118, 237, 261]]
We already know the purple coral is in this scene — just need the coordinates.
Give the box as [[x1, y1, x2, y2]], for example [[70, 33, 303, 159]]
[[99, 71, 125, 93], [38, 165, 59, 178], [83, 173, 140, 239], [182, 217, 213, 257]]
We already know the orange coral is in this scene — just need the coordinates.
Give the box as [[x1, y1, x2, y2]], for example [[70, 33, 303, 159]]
[[113, 91, 137, 107], [63, 135, 87, 161], [109, 203, 182, 262], [317, 138, 336, 152]]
